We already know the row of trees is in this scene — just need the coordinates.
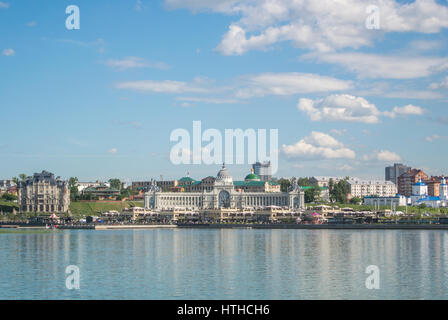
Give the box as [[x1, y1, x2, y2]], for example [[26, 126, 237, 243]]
[[277, 176, 354, 204], [277, 177, 323, 203], [328, 178, 349, 203], [277, 177, 316, 192], [68, 177, 136, 201]]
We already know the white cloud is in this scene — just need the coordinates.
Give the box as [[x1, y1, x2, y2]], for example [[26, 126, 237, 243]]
[[383, 104, 426, 118], [27, 21, 37, 27], [425, 134, 441, 142], [108, 148, 118, 154], [409, 40, 443, 52], [115, 72, 350, 98], [116, 80, 209, 93], [104, 57, 169, 71], [176, 97, 239, 104], [165, 0, 448, 55], [381, 90, 443, 100], [298, 94, 381, 124], [0, 2, 9, 8], [380, 0, 448, 33], [2, 48, 14, 56], [363, 150, 401, 162], [49, 38, 106, 53], [376, 150, 401, 162], [236, 73, 352, 98], [299, 95, 427, 123], [429, 76, 448, 89], [304, 52, 448, 79], [330, 129, 348, 136], [392, 104, 426, 116], [180, 102, 192, 108], [424, 134, 448, 142], [282, 131, 356, 160], [164, 0, 237, 13]]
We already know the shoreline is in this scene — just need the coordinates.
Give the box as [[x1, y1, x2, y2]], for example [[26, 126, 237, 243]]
[[3, 223, 448, 230], [176, 223, 448, 230]]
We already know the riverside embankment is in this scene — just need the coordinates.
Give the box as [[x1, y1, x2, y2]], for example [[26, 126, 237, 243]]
[[3, 223, 448, 230]]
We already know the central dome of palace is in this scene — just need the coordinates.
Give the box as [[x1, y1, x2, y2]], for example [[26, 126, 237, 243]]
[[216, 164, 233, 184]]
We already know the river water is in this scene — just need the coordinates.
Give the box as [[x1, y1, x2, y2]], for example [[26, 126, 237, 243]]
[[0, 228, 447, 299]]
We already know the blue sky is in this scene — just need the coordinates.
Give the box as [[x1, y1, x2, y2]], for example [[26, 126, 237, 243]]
[[1, 0, 447, 183]]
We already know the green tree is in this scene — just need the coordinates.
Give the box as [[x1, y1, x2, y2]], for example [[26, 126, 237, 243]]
[[120, 188, 131, 197], [109, 178, 122, 191], [350, 196, 362, 205], [68, 177, 78, 187], [328, 178, 335, 202], [1, 193, 17, 201], [68, 177, 79, 201], [297, 177, 311, 186], [19, 173, 27, 181], [305, 186, 321, 203], [330, 179, 349, 203], [278, 178, 291, 192], [12, 177, 19, 185]]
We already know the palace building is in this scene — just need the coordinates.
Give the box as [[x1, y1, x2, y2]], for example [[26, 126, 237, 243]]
[[144, 165, 305, 211], [17, 171, 70, 213]]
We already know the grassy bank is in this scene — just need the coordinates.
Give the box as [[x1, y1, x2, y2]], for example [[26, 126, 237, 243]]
[[69, 201, 144, 217]]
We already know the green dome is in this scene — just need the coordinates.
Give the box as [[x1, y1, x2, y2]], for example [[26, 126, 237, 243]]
[[245, 173, 260, 181]]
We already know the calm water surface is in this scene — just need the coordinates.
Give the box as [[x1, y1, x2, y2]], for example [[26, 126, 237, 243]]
[[0, 229, 447, 299]]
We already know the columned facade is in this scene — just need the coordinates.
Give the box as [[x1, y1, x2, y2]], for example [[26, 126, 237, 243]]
[[144, 165, 304, 211]]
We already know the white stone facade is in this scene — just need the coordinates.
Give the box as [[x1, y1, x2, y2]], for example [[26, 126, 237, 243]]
[[144, 165, 304, 211], [347, 179, 397, 198]]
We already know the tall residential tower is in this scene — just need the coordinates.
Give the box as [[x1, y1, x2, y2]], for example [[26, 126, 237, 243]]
[[252, 161, 272, 181], [385, 163, 411, 185]]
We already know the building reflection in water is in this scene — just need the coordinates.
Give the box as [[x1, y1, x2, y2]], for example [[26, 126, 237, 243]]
[[1, 229, 447, 299]]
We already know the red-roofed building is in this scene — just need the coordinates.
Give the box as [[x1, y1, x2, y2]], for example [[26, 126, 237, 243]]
[[398, 169, 428, 197]]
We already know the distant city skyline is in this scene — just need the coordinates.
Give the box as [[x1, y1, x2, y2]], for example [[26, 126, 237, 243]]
[[1, 0, 448, 181]]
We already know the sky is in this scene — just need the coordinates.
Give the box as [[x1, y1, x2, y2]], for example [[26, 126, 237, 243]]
[[0, 0, 447, 183]]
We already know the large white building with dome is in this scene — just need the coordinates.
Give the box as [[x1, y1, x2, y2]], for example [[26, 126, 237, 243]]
[[144, 164, 305, 211]]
